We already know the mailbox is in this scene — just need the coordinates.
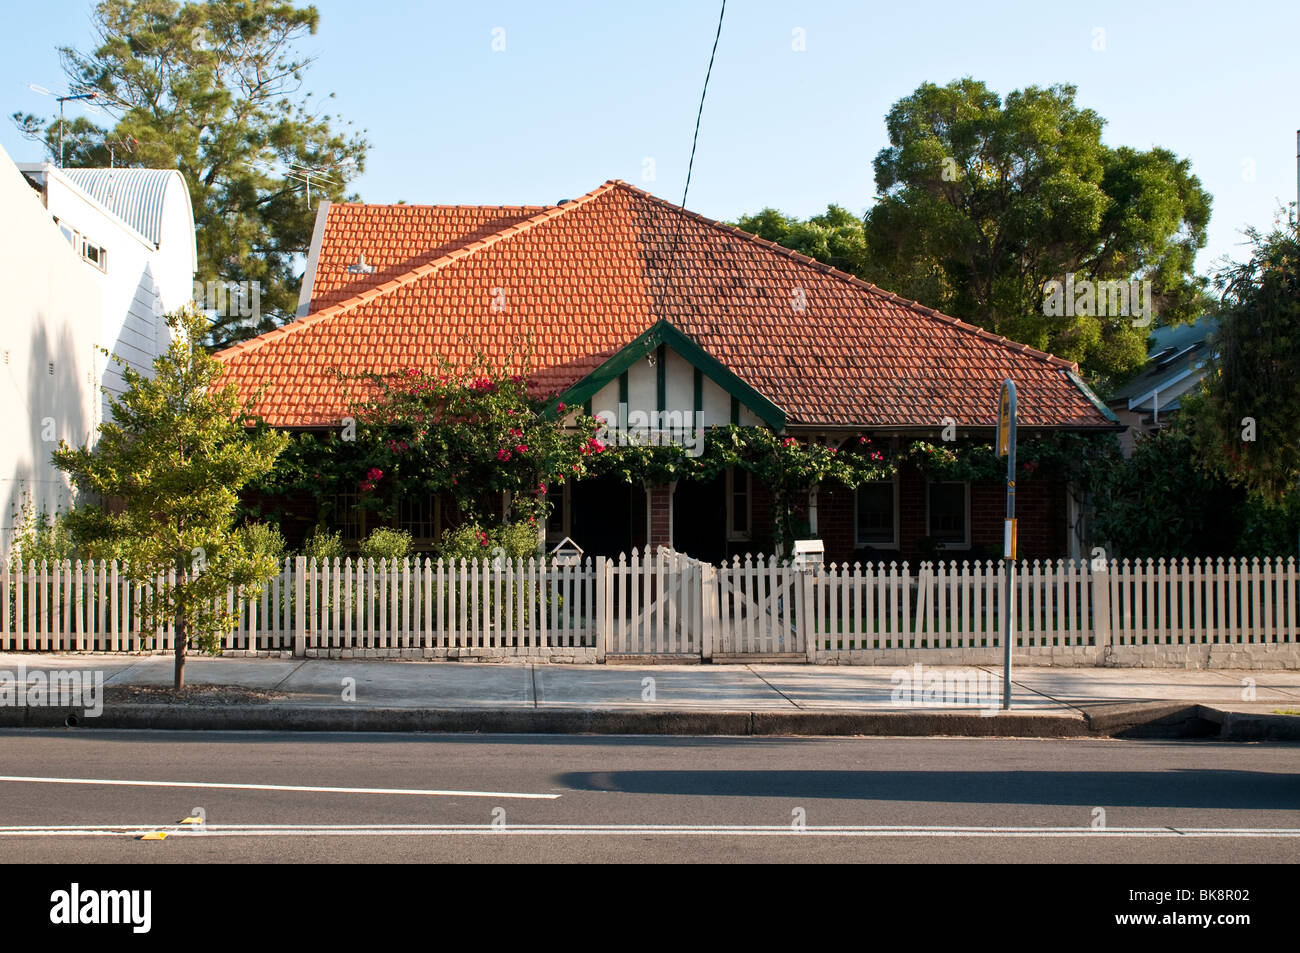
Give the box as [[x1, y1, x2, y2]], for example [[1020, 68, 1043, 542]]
[[549, 536, 584, 566], [791, 538, 824, 570]]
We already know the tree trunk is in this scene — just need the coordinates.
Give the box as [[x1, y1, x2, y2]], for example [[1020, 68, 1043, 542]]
[[174, 610, 186, 693]]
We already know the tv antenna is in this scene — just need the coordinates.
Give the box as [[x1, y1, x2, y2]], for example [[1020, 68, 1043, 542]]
[[283, 158, 356, 209], [26, 83, 108, 166]]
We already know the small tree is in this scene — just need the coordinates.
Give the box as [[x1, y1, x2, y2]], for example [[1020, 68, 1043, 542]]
[[54, 305, 288, 691]]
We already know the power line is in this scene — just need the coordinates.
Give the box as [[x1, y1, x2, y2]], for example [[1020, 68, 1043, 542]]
[[682, 0, 726, 208]]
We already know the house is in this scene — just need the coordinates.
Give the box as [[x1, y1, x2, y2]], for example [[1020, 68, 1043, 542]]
[[1107, 316, 1217, 455], [218, 180, 1119, 565], [16, 159, 197, 423], [0, 145, 102, 544]]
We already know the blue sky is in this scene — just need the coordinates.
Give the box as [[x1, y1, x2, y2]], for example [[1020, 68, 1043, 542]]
[[4, 0, 1297, 273]]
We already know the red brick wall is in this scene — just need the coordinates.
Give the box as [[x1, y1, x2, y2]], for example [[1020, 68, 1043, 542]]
[[806, 468, 1069, 566], [648, 484, 672, 548]]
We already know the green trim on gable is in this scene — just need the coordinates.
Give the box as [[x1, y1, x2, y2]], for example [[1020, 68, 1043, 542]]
[[693, 367, 703, 418], [1064, 369, 1120, 423], [656, 344, 666, 414], [547, 319, 787, 430]]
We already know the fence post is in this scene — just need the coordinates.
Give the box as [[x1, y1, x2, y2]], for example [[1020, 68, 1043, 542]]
[[700, 562, 716, 661], [595, 556, 608, 663], [1091, 557, 1112, 664], [802, 569, 816, 663], [294, 556, 306, 658]]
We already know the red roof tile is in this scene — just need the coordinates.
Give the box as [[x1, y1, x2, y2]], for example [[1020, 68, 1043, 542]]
[[218, 181, 1115, 431]]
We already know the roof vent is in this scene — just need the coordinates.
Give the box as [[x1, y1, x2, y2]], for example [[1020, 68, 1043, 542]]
[[347, 253, 376, 275]]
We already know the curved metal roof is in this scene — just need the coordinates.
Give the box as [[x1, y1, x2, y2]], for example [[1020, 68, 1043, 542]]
[[60, 167, 187, 246]]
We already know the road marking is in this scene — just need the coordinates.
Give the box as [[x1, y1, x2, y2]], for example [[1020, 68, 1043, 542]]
[[0, 775, 559, 800], [0, 824, 1297, 838]]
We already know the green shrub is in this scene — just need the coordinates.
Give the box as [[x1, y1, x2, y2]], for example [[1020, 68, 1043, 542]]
[[8, 498, 77, 567], [436, 521, 539, 562], [302, 528, 346, 562], [235, 522, 286, 564], [359, 527, 412, 562]]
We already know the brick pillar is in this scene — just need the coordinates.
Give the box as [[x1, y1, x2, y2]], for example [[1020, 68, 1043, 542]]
[[646, 482, 675, 551]]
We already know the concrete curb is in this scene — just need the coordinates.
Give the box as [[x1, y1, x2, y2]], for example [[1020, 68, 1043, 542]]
[[0, 704, 1089, 737], [1, 702, 1294, 739]]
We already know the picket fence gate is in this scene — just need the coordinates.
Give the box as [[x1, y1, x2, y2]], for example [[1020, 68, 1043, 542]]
[[1, 552, 1298, 662]]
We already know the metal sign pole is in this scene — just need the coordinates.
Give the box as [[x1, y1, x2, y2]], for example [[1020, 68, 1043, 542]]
[[997, 380, 1017, 710]]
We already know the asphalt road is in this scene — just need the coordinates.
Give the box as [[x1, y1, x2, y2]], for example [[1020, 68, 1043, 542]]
[[0, 729, 1298, 863]]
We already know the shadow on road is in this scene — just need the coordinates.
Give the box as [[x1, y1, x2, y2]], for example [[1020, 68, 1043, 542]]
[[557, 769, 1300, 809]]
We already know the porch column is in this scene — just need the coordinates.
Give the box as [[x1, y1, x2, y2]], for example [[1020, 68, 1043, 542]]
[[807, 484, 820, 536], [645, 481, 676, 552]]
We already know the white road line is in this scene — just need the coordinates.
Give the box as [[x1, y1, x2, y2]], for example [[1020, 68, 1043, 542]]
[[0, 775, 558, 800], [0, 824, 1297, 838]]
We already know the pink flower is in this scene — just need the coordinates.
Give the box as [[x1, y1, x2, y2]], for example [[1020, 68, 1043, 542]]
[[514, 444, 528, 455], [497, 449, 512, 462], [557, 402, 565, 412], [538, 482, 547, 495], [367, 467, 384, 481]]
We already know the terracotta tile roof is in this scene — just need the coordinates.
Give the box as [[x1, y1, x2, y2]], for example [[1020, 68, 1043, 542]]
[[307, 203, 551, 311], [218, 180, 1116, 431]]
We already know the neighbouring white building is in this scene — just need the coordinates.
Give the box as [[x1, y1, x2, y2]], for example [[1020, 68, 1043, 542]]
[[1, 148, 196, 549]]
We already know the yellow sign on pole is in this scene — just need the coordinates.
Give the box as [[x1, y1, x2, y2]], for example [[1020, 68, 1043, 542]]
[[997, 386, 1011, 457]]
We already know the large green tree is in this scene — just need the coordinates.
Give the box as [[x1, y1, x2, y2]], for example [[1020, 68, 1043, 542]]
[[53, 305, 288, 691], [1183, 219, 1300, 503], [736, 79, 1212, 389], [733, 205, 870, 277], [13, 0, 368, 348]]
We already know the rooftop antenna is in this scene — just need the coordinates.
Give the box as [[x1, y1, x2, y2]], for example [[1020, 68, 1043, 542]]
[[283, 157, 356, 209], [26, 83, 106, 167]]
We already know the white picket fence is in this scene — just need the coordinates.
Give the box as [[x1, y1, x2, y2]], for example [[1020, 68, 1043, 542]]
[[2, 553, 1298, 663]]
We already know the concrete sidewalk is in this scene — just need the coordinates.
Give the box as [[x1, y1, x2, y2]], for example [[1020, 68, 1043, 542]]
[[2, 653, 1299, 738]]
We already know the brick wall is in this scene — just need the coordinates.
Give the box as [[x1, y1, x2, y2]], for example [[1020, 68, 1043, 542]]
[[802, 467, 1069, 566], [648, 484, 672, 548]]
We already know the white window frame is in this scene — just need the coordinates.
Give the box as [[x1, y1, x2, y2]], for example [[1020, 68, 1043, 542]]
[[54, 218, 107, 273], [854, 476, 900, 549], [926, 480, 971, 550], [725, 466, 752, 541]]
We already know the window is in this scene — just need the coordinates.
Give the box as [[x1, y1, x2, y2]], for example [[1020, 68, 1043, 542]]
[[333, 491, 366, 544], [927, 481, 970, 548], [726, 467, 751, 540], [80, 238, 107, 271], [546, 483, 571, 545], [855, 479, 898, 548], [54, 219, 107, 272], [399, 494, 440, 543]]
